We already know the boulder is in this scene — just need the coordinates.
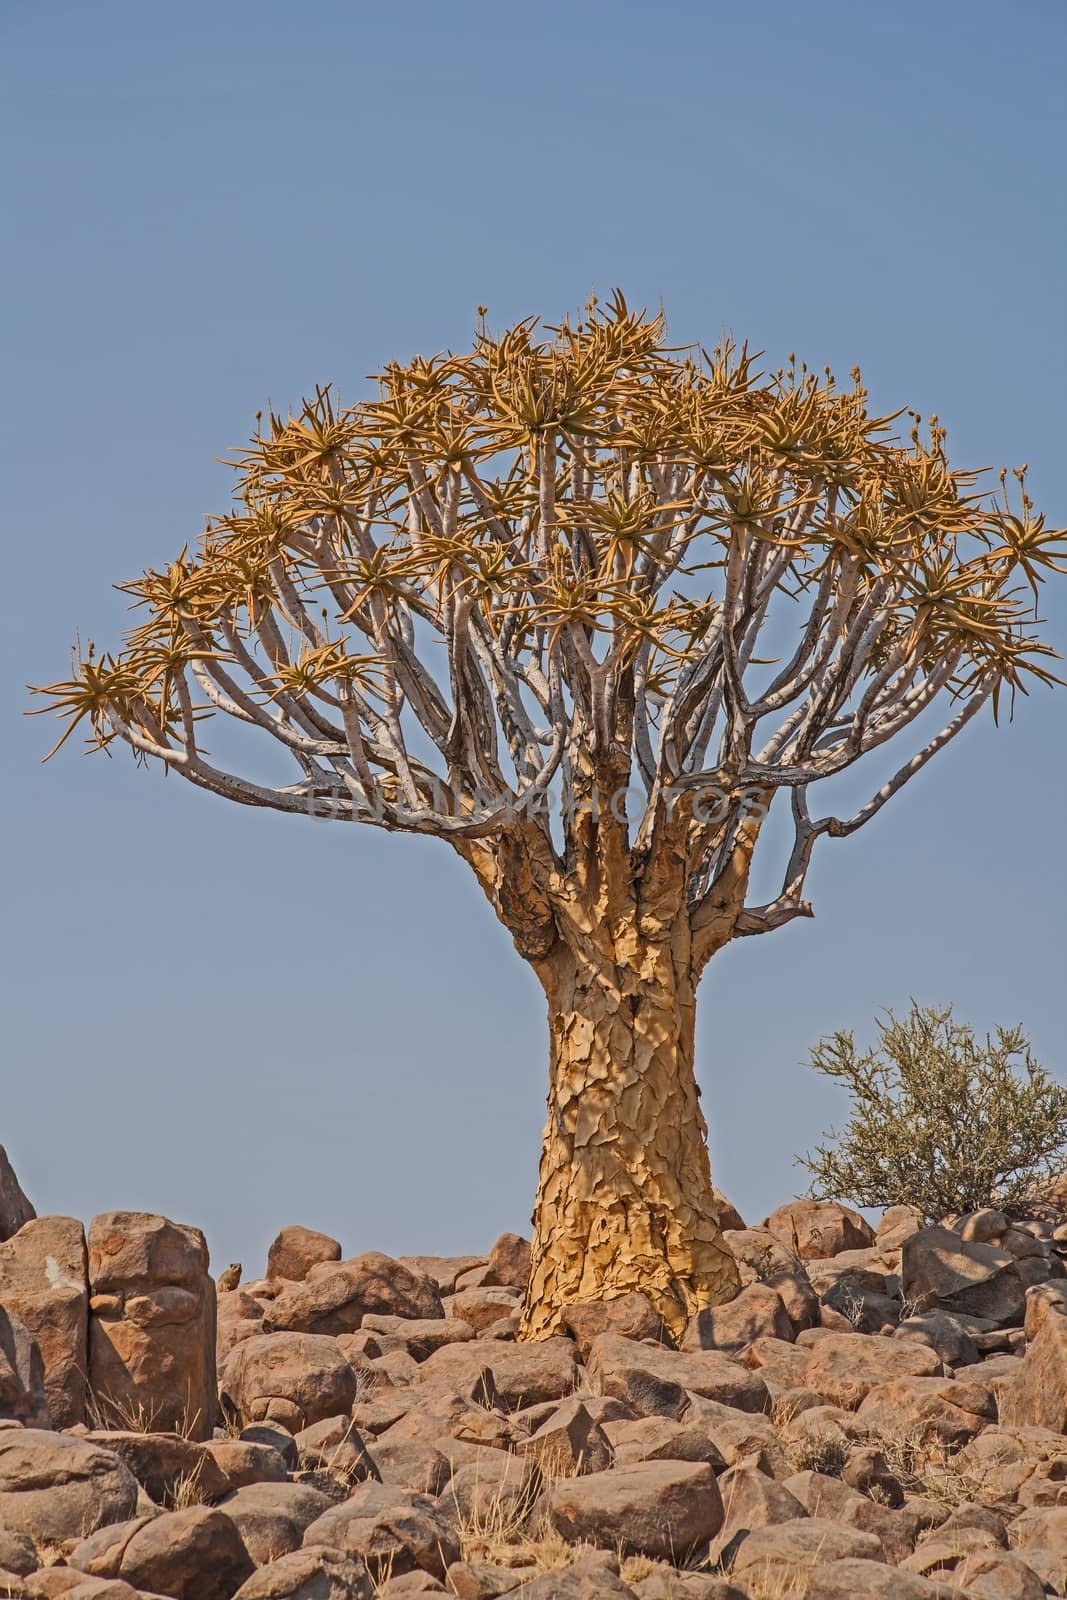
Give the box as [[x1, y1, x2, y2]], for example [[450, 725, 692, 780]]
[[784, 1468, 921, 1563], [482, 1234, 531, 1290], [397, 1257, 486, 1294], [87, 1212, 216, 1440], [266, 1227, 343, 1283], [70, 1504, 254, 1599], [798, 1330, 942, 1410], [680, 1395, 790, 1476], [728, 1517, 882, 1578], [264, 1256, 443, 1335], [763, 1201, 875, 1261], [414, 1337, 578, 1409], [547, 1460, 723, 1559], [0, 1306, 49, 1427], [232, 1544, 374, 1598], [893, 1312, 979, 1368], [0, 1148, 34, 1242], [376, 1386, 513, 1451], [0, 1428, 139, 1543], [514, 1397, 613, 1476], [856, 1376, 995, 1449], [218, 1481, 335, 1564], [367, 1439, 452, 1495], [800, 1558, 963, 1597], [443, 1454, 540, 1525], [901, 1227, 1025, 1326], [0, 1524, 36, 1578], [360, 1316, 474, 1361], [712, 1461, 807, 1561], [561, 1292, 669, 1357], [585, 1333, 770, 1418], [304, 1483, 460, 1581], [446, 1291, 520, 1335], [502, 1562, 639, 1599], [293, 1415, 379, 1483], [204, 1438, 289, 1490], [604, 1415, 726, 1470], [220, 1333, 359, 1431], [81, 1430, 229, 1505], [875, 1206, 925, 1250], [1000, 1306, 1067, 1430], [958, 1210, 1010, 1245], [1023, 1281, 1067, 1340], [953, 1549, 1046, 1599], [0, 1215, 89, 1426], [683, 1283, 794, 1353]]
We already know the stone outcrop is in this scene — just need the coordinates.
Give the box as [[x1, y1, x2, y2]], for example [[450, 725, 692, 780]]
[[0, 1215, 89, 1427]]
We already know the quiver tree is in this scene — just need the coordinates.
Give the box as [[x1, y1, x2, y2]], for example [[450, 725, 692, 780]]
[[35, 295, 1065, 1339]]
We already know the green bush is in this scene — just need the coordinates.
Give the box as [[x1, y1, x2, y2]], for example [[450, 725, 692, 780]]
[[800, 1001, 1067, 1220]]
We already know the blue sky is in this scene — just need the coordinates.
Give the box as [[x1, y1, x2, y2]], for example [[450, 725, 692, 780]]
[[3, 0, 1064, 1276]]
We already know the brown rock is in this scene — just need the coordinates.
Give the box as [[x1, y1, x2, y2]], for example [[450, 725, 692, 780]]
[[742, 1335, 811, 1388], [798, 1330, 942, 1410], [377, 1385, 513, 1451], [958, 1210, 1010, 1245], [763, 1201, 875, 1261], [217, 1480, 334, 1564], [505, 1563, 638, 1599], [604, 1415, 726, 1470], [446, 1291, 520, 1334], [293, 1415, 379, 1483], [681, 1395, 790, 1476], [901, 1227, 1025, 1326], [442, 1454, 540, 1525], [266, 1226, 343, 1283], [0, 1306, 48, 1427], [633, 1572, 746, 1599], [368, 1439, 452, 1494], [561, 1292, 670, 1358], [203, 1437, 288, 1489], [784, 1468, 920, 1562], [723, 1229, 805, 1284], [729, 1517, 882, 1577], [712, 1461, 807, 1562], [514, 1397, 613, 1476], [360, 1316, 474, 1360], [442, 1558, 528, 1600], [0, 1428, 139, 1543], [397, 1257, 485, 1294], [857, 1376, 995, 1449], [220, 1333, 359, 1430], [415, 1337, 578, 1409], [87, 1212, 216, 1440], [264, 1255, 443, 1335], [893, 1312, 979, 1368], [800, 1558, 962, 1597], [683, 1283, 793, 1353], [1000, 1306, 1067, 1430], [0, 1524, 36, 1578], [304, 1482, 460, 1580], [1023, 1282, 1067, 1340], [81, 1429, 229, 1505], [0, 1148, 34, 1242], [953, 1549, 1046, 1599], [548, 1459, 723, 1559], [764, 1268, 821, 1332], [875, 1206, 925, 1251], [0, 1215, 89, 1426], [482, 1234, 531, 1290], [233, 1543, 373, 1598], [71, 1504, 254, 1599], [841, 1445, 905, 1507], [585, 1333, 770, 1419]]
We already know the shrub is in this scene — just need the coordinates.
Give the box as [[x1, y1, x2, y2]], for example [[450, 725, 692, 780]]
[[800, 1001, 1067, 1219]]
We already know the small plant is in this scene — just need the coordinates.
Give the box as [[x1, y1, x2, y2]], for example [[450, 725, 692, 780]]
[[801, 1002, 1067, 1220]]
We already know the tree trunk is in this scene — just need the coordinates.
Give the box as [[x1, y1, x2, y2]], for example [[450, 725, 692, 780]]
[[521, 943, 741, 1341]]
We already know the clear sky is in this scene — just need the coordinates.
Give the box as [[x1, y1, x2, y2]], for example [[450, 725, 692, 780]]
[[3, 0, 1065, 1277]]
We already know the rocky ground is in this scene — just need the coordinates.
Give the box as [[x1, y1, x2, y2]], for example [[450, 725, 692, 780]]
[[1, 1149, 1066, 1600]]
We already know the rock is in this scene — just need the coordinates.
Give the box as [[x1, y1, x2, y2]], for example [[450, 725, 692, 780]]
[[561, 1293, 669, 1358], [953, 1549, 1046, 1599], [266, 1227, 343, 1283], [0, 1306, 48, 1427], [482, 1235, 531, 1290], [683, 1283, 794, 1353], [443, 1454, 540, 1525], [633, 1572, 746, 1600], [682, 1395, 790, 1476], [712, 1461, 807, 1562], [800, 1557, 963, 1597], [585, 1333, 770, 1418], [220, 1334, 359, 1431], [217, 1481, 334, 1564], [414, 1338, 578, 1409], [360, 1317, 474, 1361], [0, 1215, 89, 1427], [81, 1430, 229, 1505], [763, 1201, 875, 1261], [204, 1437, 289, 1489], [304, 1483, 460, 1581], [548, 1460, 723, 1559], [70, 1504, 254, 1598], [893, 1312, 979, 1368], [233, 1544, 374, 1598], [367, 1439, 452, 1495], [797, 1330, 942, 1409], [728, 1517, 882, 1578], [442, 1558, 528, 1599], [875, 1206, 925, 1252], [264, 1256, 443, 1335], [0, 1149, 34, 1242], [742, 1335, 811, 1388], [784, 1468, 920, 1563], [857, 1376, 996, 1449], [397, 1257, 486, 1294], [0, 1525, 36, 1578], [604, 1415, 726, 1470], [293, 1416, 379, 1483], [446, 1292, 520, 1335], [1023, 1282, 1067, 1340], [377, 1386, 512, 1451], [1000, 1306, 1067, 1430], [502, 1563, 638, 1599], [514, 1397, 613, 1475], [0, 1428, 139, 1543], [901, 1227, 1024, 1326], [240, 1423, 299, 1468], [841, 1445, 905, 1507], [87, 1212, 216, 1440], [723, 1229, 805, 1285]]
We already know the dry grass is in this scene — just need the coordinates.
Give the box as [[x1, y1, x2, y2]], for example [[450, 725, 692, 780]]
[[784, 1428, 849, 1477], [167, 1463, 212, 1510], [83, 1386, 201, 1439], [740, 1563, 811, 1599]]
